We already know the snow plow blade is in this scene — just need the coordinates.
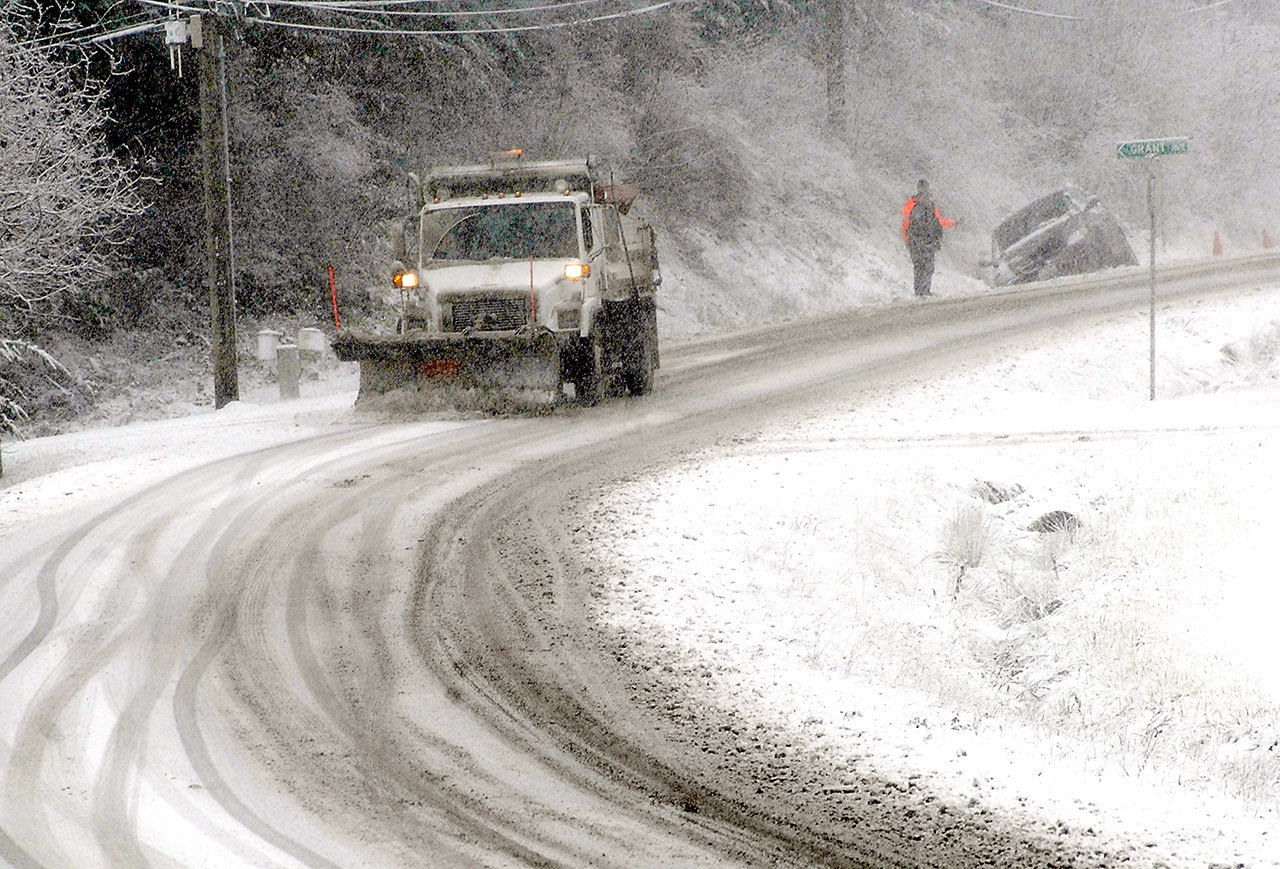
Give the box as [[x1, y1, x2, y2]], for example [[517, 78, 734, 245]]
[[333, 328, 562, 405]]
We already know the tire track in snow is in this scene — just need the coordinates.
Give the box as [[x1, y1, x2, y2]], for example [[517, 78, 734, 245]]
[[165, 425, 486, 869], [0, 425, 441, 867], [162, 420, 583, 866], [3, 256, 1278, 867], [411, 439, 888, 866], [278, 471, 559, 864], [1, 459, 269, 868]]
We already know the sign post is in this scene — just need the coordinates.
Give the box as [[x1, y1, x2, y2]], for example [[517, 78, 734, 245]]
[[1117, 137, 1188, 400]]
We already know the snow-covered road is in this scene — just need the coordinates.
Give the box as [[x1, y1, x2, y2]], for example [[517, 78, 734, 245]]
[[2, 255, 1279, 867]]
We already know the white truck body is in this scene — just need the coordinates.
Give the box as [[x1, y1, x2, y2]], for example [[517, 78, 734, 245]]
[[334, 154, 660, 404]]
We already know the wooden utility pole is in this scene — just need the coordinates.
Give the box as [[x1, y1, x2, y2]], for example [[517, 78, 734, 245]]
[[194, 14, 239, 408]]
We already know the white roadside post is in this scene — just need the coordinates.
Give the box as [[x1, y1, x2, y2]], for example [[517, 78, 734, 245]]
[[1117, 136, 1189, 400]]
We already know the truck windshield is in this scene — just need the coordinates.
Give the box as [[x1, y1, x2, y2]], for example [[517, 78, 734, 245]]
[[424, 201, 579, 261]]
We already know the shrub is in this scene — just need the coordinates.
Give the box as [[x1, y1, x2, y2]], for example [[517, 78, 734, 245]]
[[936, 503, 994, 595]]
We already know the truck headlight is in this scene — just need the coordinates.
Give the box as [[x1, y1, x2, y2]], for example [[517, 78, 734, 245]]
[[563, 263, 590, 280]]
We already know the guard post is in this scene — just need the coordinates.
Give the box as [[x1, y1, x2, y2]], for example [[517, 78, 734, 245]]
[[1116, 136, 1189, 400]]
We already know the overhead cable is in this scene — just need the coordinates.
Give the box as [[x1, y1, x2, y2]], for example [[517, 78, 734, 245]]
[[256, 0, 612, 17], [132, 0, 687, 34], [246, 0, 454, 6], [1175, 0, 1247, 11], [972, 0, 1083, 20], [244, 0, 455, 8], [12, 12, 159, 48], [90, 19, 171, 42], [973, 0, 1248, 21], [131, 0, 212, 16], [244, 0, 686, 34]]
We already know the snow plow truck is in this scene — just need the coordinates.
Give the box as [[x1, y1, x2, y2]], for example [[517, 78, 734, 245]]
[[332, 153, 661, 405]]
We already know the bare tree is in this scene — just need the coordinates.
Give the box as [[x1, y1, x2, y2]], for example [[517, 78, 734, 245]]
[[0, 17, 142, 443]]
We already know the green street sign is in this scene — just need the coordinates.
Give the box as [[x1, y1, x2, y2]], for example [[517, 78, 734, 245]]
[[1117, 137, 1189, 159]]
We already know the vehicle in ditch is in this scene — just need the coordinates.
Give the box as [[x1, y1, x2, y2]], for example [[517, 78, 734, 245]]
[[983, 186, 1138, 286], [333, 153, 660, 405]]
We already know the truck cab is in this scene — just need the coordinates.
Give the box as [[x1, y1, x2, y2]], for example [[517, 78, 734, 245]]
[[392, 191, 600, 337]]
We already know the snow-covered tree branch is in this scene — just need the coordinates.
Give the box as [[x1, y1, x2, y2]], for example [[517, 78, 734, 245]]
[[0, 16, 141, 436]]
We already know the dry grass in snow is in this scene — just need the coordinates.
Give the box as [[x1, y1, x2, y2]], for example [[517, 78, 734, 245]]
[[587, 286, 1280, 867]]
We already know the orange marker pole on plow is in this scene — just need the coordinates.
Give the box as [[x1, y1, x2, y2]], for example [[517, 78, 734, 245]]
[[329, 264, 341, 330]]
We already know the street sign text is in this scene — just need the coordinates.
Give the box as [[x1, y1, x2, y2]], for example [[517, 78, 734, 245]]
[[1117, 137, 1189, 159]]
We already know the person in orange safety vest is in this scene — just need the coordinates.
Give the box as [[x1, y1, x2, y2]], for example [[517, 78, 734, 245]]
[[901, 179, 957, 297]]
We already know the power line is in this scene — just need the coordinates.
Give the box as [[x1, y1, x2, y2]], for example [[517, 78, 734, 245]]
[[1176, 0, 1248, 11], [972, 0, 1250, 21], [245, 0, 457, 9], [248, 0, 456, 6], [972, 0, 1083, 20], [245, 1, 687, 34], [11, 0, 1252, 49], [132, 0, 214, 16], [12, 12, 163, 50], [14, 21, 167, 53], [91, 19, 171, 43], [245, 0, 1253, 11], [256, 0, 613, 18], [12, 0, 683, 53], [14, 12, 154, 46], [133, 0, 690, 35]]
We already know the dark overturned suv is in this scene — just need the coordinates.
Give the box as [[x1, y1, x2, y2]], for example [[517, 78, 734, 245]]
[[983, 186, 1138, 286]]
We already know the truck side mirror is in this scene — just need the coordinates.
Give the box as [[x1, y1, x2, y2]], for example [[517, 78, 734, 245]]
[[388, 220, 406, 263], [407, 172, 422, 214]]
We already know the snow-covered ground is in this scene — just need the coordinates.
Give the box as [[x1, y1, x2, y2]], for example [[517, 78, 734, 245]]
[[3, 283, 1279, 866], [0, 365, 364, 543], [588, 285, 1280, 867]]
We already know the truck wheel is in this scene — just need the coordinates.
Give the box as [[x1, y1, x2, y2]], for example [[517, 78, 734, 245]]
[[576, 335, 606, 406], [624, 327, 655, 396]]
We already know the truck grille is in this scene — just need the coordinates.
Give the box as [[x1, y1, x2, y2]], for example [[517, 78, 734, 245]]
[[445, 296, 528, 332]]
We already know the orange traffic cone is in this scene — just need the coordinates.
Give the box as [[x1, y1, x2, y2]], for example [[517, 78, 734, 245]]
[[1213, 231, 1224, 256], [1264, 229, 1274, 249]]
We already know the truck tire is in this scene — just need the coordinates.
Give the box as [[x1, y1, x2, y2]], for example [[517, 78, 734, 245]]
[[576, 334, 606, 406], [624, 326, 655, 396]]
